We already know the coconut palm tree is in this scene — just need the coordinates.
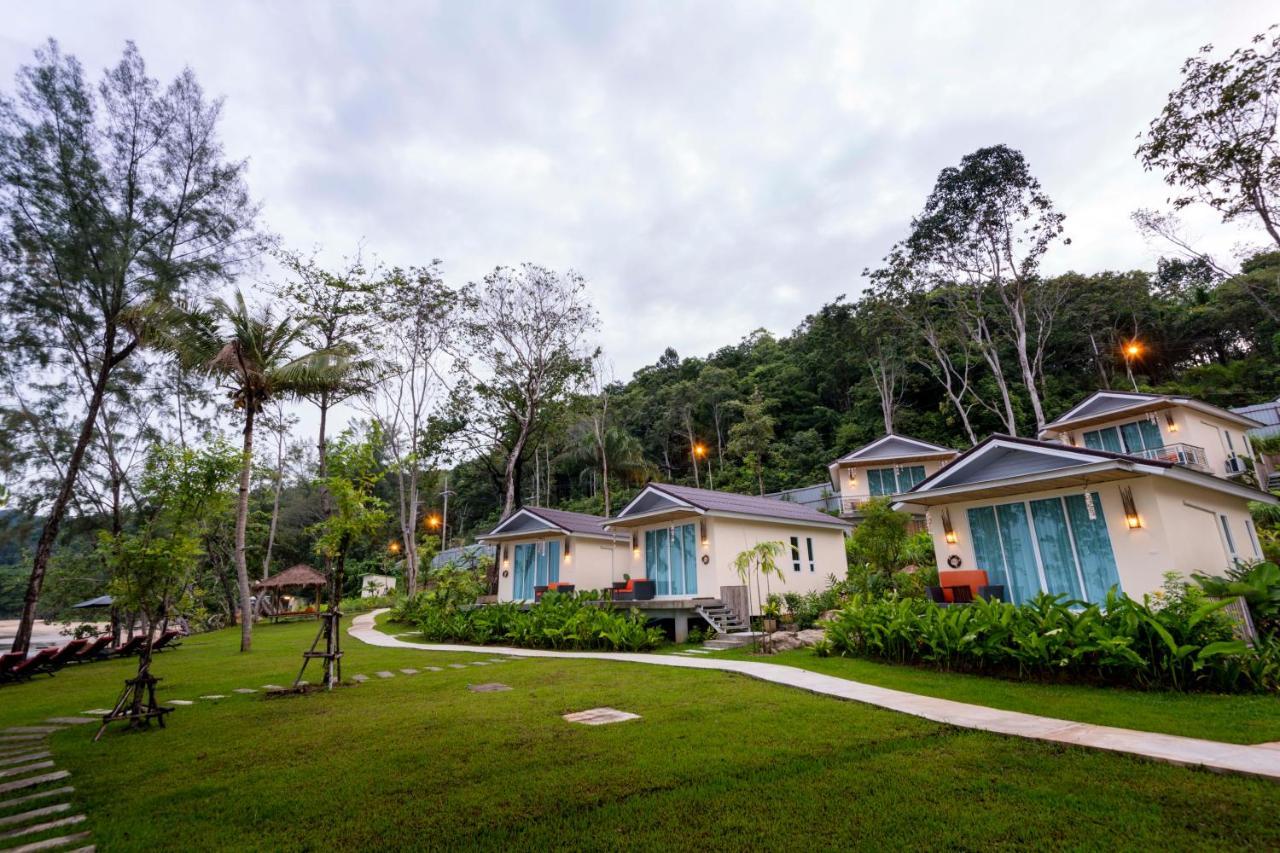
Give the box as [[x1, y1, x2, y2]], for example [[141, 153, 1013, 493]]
[[175, 291, 365, 652]]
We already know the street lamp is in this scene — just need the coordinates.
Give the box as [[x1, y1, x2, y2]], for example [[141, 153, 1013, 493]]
[[693, 443, 713, 490], [1122, 339, 1144, 392]]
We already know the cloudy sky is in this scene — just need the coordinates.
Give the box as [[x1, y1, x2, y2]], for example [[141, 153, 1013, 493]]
[[3, 2, 1275, 381]]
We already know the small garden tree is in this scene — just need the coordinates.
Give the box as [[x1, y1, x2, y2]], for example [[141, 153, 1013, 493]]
[[732, 540, 785, 652], [96, 440, 238, 737], [298, 426, 388, 689]]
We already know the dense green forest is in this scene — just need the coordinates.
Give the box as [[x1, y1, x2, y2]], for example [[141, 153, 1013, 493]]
[[3, 29, 1280, 645]]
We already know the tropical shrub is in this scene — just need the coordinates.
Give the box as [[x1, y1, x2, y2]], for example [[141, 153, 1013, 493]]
[[414, 591, 664, 652], [824, 583, 1275, 693], [782, 589, 840, 629], [1194, 561, 1280, 637], [340, 594, 398, 614]]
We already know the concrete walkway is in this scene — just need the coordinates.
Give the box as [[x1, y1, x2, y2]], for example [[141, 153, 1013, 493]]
[[350, 610, 1280, 781]]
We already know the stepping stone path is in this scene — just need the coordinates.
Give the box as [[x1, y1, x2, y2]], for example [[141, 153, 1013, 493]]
[[423, 667, 442, 672], [468, 661, 489, 666], [261, 685, 285, 691], [562, 707, 641, 726], [79, 711, 112, 717], [374, 671, 395, 679], [232, 689, 256, 695], [0, 724, 95, 851], [198, 695, 226, 701], [447, 664, 467, 670], [468, 683, 512, 693], [167, 700, 194, 706], [350, 675, 369, 683], [487, 659, 510, 664], [399, 669, 418, 675]]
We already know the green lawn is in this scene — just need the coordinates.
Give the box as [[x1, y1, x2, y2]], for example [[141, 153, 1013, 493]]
[[713, 646, 1280, 745], [2, 620, 1278, 851]]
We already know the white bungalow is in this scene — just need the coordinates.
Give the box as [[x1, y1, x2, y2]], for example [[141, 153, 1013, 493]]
[[477, 507, 629, 602], [826, 434, 960, 521], [894, 434, 1276, 605]]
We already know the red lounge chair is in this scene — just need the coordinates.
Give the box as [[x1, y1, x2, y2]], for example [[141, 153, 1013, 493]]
[[7, 647, 60, 680], [73, 635, 114, 662], [150, 630, 183, 652], [112, 635, 147, 658], [0, 652, 27, 683], [44, 639, 89, 670]]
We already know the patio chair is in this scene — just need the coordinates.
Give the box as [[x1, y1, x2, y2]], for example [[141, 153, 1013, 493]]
[[946, 585, 974, 604], [630, 579, 656, 601], [926, 586, 949, 605], [150, 630, 184, 653], [73, 635, 115, 662], [0, 651, 27, 684], [43, 639, 89, 671], [977, 584, 1007, 602], [7, 647, 60, 681], [112, 635, 147, 658]]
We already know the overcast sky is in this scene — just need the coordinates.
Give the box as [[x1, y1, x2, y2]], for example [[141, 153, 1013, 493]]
[[4, 2, 1275, 384]]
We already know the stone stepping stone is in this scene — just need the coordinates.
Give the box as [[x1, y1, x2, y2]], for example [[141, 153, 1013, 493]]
[[2, 727, 61, 735], [467, 683, 512, 693], [0, 802, 71, 828], [350, 674, 368, 683], [0, 762, 55, 780], [423, 666, 442, 672], [374, 671, 395, 679], [562, 707, 641, 726], [468, 661, 489, 666], [199, 695, 226, 700], [0, 735, 47, 743], [0, 785, 75, 813], [0, 812, 86, 842], [0, 753, 49, 768], [296, 680, 310, 687], [487, 658, 510, 664], [168, 700, 194, 706], [80, 710, 113, 716], [233, 688, 257, 694], [44, 717, 97, 726], [261, 685, 285, 691], [399, 668, 419, 675], [7, 829, 93, 852], [447, 664, 467, 669], [0, 770, 70, 796]]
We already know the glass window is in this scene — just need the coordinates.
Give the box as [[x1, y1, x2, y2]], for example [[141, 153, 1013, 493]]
[[1030, 498, 1084, 600], [898, 466, 926, 490], [1083, 427, 1122, 452], [1219, 515, 1237, 561], [1245, 519, 1263, 558], [790, 536, 801, 572], [806, 537, 816, 572]]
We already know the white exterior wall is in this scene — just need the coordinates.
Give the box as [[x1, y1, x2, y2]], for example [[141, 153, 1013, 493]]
[[924, 475, 1262, 601], [835, 458, 951, 504], [492, 533, 622, 602]]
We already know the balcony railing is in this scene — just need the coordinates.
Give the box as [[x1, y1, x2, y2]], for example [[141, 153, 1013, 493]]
[[840, 496, 881, 515], [1128, 442, 1208, 471]]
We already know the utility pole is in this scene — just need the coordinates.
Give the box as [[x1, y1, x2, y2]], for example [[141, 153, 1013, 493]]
[[439, 472, 456, 550]]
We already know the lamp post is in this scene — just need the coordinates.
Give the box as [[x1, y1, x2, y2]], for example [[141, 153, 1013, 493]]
[[694, 443, 712, 489], [1122, 340, 1144, 392]]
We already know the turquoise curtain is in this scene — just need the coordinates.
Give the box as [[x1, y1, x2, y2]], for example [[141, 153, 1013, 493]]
[[1064, 493, 1121, 602], [967, 507, 1009, 593], [644, 530, 657, 584], [654, 527, 671, 595], [1119, 422, 1144, 453], [1030, 498, 1085, 600], [514, 543, 536, 600], [1139, 419, 1163, 450], [547, 541, 560, 584], [1082, 431, 1103, 450], [670, 526, 687, 595], [996, 503, 1041, 604], [867, 468, 889, 496], [681, 523, 698, 594], [899, 466, 926, 490], [534, 544, 548, 588], [1084, 427, 1123, 452]]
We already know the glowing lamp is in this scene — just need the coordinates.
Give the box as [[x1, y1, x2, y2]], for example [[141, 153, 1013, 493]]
[[1119, 486, 1142, 530], [941, 509, 957, 545]]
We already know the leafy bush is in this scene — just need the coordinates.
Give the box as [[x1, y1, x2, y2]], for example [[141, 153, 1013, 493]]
[[824, 582, 1275, 693], [340, 594, 397, 614], [782, 589, 840, 629], [1194, 561, 1280, 637], [414, 591, 664, 652]]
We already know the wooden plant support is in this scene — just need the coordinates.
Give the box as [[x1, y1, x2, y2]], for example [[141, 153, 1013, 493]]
[[94, 660, 173, 742], [294, 607, 343, 690]]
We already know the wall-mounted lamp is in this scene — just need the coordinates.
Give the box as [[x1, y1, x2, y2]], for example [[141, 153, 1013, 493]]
[[502, 544, 510, 567], [1119, 486, 1142, 529], [1165, 412, 1178, 433], [848, 468, 856, 487], [941, 508, 957, 545], [631, 531, 640, 556], [700, 519, 708, 546], [563, 537, 572, 561]]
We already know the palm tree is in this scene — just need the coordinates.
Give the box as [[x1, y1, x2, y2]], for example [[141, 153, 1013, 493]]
[[176, 291, 361, 652], [564, 418, 652, 516]]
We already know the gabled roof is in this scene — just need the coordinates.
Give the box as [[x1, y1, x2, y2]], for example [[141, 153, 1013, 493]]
[[893, 434, 1275, 508], [255, 564, 327, 589], [610, 483, 850, 529], [831, 434, 958, 464], [479, 507, 626, 542], [1041, 390, 1261, 435]]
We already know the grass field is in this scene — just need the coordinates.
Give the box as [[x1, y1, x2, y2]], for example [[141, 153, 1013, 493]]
[[713, 646, 1280, 745], [3, 620, 1279, 851]]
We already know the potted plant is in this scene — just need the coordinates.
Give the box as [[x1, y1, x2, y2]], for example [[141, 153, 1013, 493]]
[[762, 598, 781, 633]]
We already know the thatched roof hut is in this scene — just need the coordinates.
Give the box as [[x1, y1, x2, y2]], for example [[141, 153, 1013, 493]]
[[254, 564, 327, 590]]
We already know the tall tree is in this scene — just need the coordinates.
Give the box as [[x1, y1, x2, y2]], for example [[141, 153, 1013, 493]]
[[887, 145, 1067, 433], [459, 264, 598, 519], [0, 41, 260, 653], [175, 291, 355, 652], [1138, 26, 1280, 248], [726, 387, 776, 495]]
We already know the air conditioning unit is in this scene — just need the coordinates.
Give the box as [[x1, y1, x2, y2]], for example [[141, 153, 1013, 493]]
[[1224, 455, 1248, 475]]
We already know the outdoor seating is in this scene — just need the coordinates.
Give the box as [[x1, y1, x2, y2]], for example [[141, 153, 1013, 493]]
[[934, 570, 989, 603], [7, 646, 60, 680], [0, 651, 26, 683], [946, 585, 974, 604], [112, 635, 147, 657], [977, 584, 1007, 602], [926, 586, 949, 605], [151, 630, 184, 652], [610, 578, 654, 602], [73, 635, 115, 662], [45, 638, 89, 669]]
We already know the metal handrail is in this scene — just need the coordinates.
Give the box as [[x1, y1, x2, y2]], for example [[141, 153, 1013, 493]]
[[1128, 442, 1208, 470]]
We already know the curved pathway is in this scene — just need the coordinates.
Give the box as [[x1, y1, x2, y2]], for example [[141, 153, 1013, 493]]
[[350, 610, 1280, 781]]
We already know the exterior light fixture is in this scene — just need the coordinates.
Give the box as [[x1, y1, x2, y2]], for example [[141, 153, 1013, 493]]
[[502, 544, 510, 567], [700, 519, 708, 545], [941, 509, 957, 545], [848, 469, 856, 486], [631, 531, 639, 555], [1165, 412, 1178, 433], [1119, 486, 1141, 529], [1123, 341, 1143, 359], [564, 537, 572, 560]]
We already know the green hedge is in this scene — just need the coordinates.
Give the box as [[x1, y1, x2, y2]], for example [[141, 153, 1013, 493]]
[[823, 590, 1280, 693], [415, 592, 665, 652]]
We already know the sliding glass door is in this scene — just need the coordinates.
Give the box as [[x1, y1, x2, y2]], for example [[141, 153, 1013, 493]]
[[867, 465, 927, 496], [645, 523, 698, 596], [966, 492, 1121, 604], [512, 540, 561, 600]]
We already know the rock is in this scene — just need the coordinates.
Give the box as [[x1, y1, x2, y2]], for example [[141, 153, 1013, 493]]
[[817, 610, 842, 623], [796, 629, 826, 647], [767, 632, 804, 652]]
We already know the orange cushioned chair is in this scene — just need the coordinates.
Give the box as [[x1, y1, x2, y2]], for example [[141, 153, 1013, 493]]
[[936, 570, 989, 603]]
